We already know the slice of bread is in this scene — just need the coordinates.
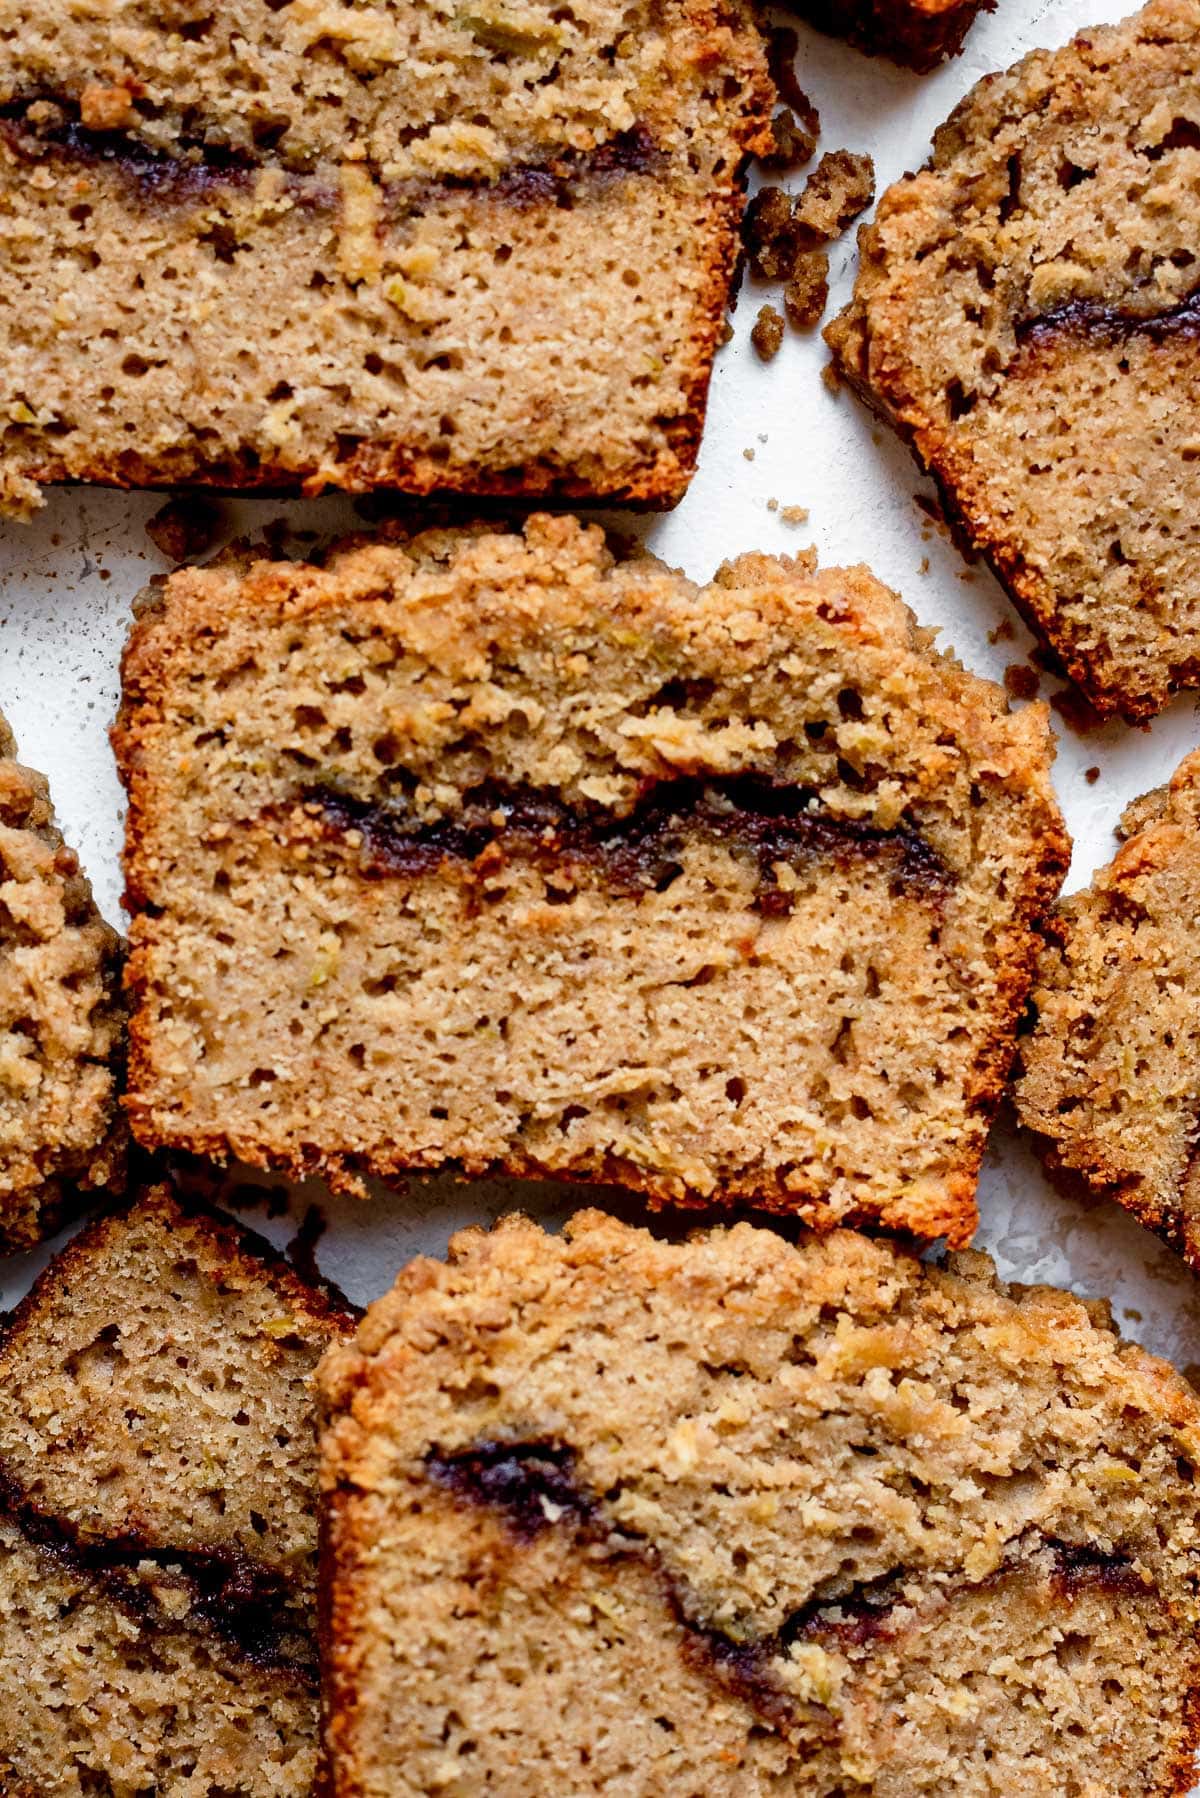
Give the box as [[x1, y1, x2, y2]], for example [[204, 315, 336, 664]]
[[0, 0, 770, 516], [0, 710, 124, 1248], [318, 1209, 1200, 1796], [0, 1185, 357, 1796], [1015, 749, 1200, 1264], [827, 0, 1200, 721], [796, 0, 994, 72], [115, 514, 1068, 1245]]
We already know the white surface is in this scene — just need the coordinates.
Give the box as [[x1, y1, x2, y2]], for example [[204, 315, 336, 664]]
[[3, 0, 1200, 1743]]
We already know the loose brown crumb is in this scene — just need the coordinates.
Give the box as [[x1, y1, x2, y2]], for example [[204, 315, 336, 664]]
[[718, 316, 735, 347], [767, 497, 779, 512], [145, 497, 223, 563], [988, 618, 1017, 646], [1004, 663, 1040, 702], [821, 361, 842, 393], [760, 105, 819, 170], [780, 505, 809, 525], [742, 187, 797, 280], [783, 251, 829, 329], [919, 557, 931, 575], [1085, 766, 1101, 784], [751, 304, 785, 361], [794, 151, 875, 247], [742, 447, 756, 461]]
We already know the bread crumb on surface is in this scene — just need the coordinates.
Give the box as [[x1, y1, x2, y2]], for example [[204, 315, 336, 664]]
[[743, 187, 797, 280], [767, 26, 815, 116], [751, 304, 785, 361], [760, 101, 819, 169], [1050, 685, 1106, 737], [794, 150, 875, 245], [784, 251, 830, 329]]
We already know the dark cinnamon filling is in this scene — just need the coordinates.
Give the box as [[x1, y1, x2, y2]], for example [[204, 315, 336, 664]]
[[425, 1436, 1150, 1722], [0, 93, 662, 209], [426, 1439, 590, 1539], [1018, 282, 1200, 349], [303, 775, 953, 911], [0, 1475, 313, 1678]]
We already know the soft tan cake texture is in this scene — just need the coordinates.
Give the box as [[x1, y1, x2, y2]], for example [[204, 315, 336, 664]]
[[827, 0, 1200, 722], [318, 1209, 1200, 1796], [0, 1185, 357, 1798], [796, 0, 994, 73], [0, 0, 770, 518], [0, 706, 124, 1250], [116, 514, 1068, 1244], [1015, 748, 1200, 1267]]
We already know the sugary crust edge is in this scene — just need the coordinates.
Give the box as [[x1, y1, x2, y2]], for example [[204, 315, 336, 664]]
[[0, 1180, 360, 1349], [114, 519, 1067, 1246], [314, 1210, 1200, 1797], [0, 738, 128, 1248], [1014, 749, 1200, 1265], [2, 3, 774, 519]]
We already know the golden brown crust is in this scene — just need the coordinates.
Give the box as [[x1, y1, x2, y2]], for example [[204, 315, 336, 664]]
[[0, 1182, 357, 1358], [0, 1185, 354, 1795]]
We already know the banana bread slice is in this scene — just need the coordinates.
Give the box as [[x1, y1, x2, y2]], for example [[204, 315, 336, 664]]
[[796, 0, 994, 71], [318, 1208, 1200, 1796], [0, 1184, 357, 1634], [0, 710, 124, 1250], [115, 514, 1068, 1244], [0, 0, 770, 517], [1015, 749, 1200, 1265], [827, 0, 1200, 721], [0, 1184, 357, 1797]]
